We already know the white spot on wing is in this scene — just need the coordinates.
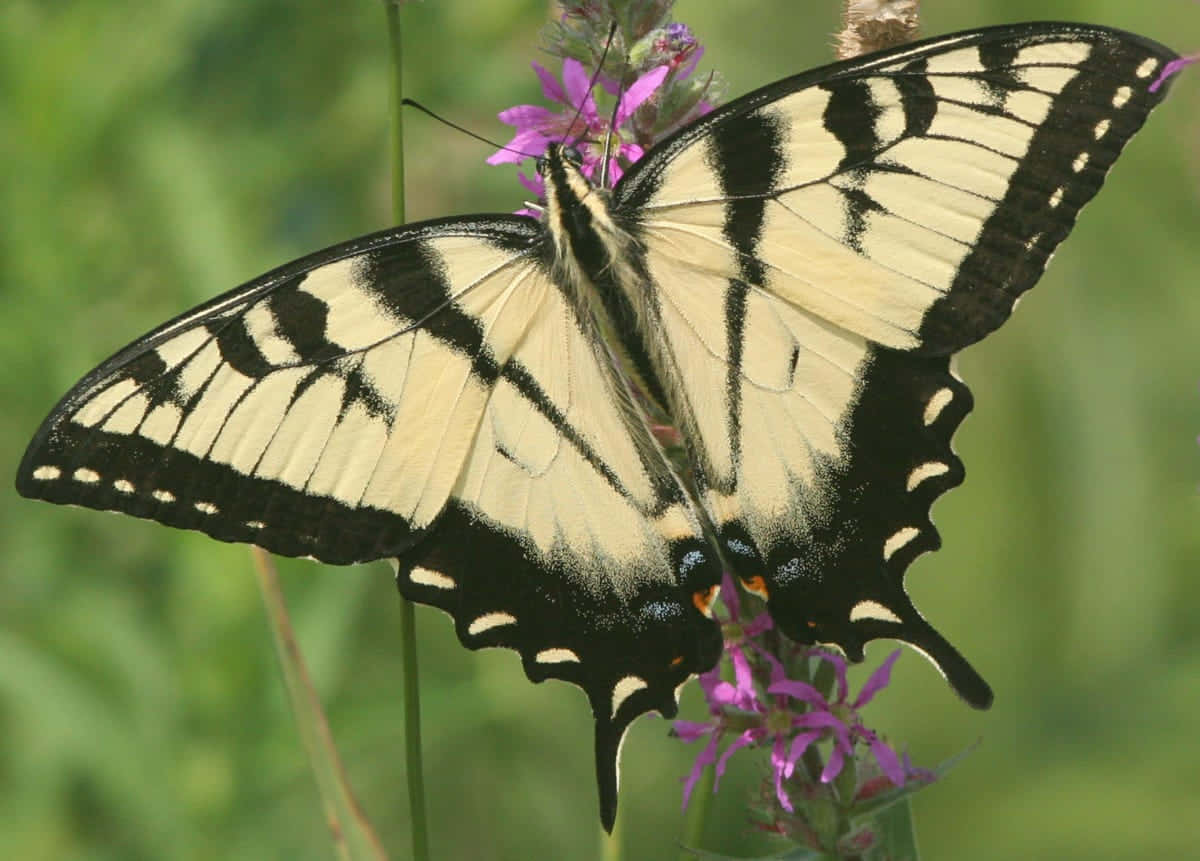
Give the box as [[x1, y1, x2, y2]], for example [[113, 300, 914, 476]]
[[849, 600, 903, 624], [1048, 187, 1064, 209], [194, 501, 219, 515], [611, 675, 648, 718], [32, 466, 61, 481], [536, 648, 580, 664], [152, 489, 176, 503], [410, 566, 456, 590], [467, 612, 517, 635], [245, 520, 266, 530], [113, 479, 135, 494], [1093, 119, 1111, 140], [883, 527, 920, 561], [1071, 152, 1089, 173], [906, 461, 951, 491], [73, 468, 100, 484], [1135, 57, 1158, 79], [1112, 86, 1132, 109], [923, 387, 953, 426]]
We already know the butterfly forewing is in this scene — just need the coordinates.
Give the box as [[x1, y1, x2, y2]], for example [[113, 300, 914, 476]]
[[613, 23, 1176, 706]]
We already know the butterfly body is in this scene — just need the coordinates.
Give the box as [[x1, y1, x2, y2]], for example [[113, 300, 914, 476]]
[[16, 23, 1179, 829]]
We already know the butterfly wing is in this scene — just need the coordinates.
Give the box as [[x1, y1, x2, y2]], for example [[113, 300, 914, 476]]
[[16, 215, 722, 828], [613, 23, 1178, 705]]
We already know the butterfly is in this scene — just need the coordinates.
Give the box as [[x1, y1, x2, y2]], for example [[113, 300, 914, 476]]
[[16, 22, 1178, 829]]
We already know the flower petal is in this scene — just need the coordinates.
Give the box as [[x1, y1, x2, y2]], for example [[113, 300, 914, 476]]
[[747, 638, 787, 685], [714, 729, 761, 790], [854, 649, 902, 709], [615, 65, 669, 126], [619, 141, 645, 165], [561, 57, 599, 120], [672, 720, 714, 743], [821, 741, 845, 783], [496, 104, 557, 129], [768, 678, 828, 709], [729, 645, 759, 709], [707, 679, 743, 709], [868, 735, 906, 787], [485, 129, 551, 165], [681, 731, 722, 809], [771, 735, 795, 812], [533, 62, 566, 103], [793, 710, 853, 755], [743, 611, 773, 637], [809, 648, 850, 702], [516, 170, 544, 197], [787, 728, 823, 768]]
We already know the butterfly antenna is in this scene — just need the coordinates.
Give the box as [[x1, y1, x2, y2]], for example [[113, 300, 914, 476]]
[[564, 22, 620, 158], [401, 98, 540, 160]]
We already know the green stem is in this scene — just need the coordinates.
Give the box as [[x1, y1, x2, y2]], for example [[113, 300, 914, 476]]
[[680, 763, 712, 859], [601, 805, 623, 861], [384, 4, 427, 860], [386, 0, 406, 224], [398, 597, 429, 860]]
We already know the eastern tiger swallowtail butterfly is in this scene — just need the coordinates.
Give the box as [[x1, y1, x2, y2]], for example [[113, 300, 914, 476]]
[[16, 22, 1178, 829]]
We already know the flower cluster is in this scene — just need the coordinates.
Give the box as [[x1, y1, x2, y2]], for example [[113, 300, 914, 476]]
[[673, 573, 936, 854], [487, 0, 722, 210]]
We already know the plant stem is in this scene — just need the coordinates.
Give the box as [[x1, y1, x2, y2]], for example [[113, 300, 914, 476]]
[[386, 1, 406, 223], [384, 4, 428, 860]]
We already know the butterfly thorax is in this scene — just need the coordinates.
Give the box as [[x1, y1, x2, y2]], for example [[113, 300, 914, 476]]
[[539, 143, 673, 413], [541, 144, 641, 307]]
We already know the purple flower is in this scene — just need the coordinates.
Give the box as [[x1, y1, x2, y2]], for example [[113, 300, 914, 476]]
[[676, 598, 925, 815], [674, 572, 773, 806], [768, 650, 908, 800], [654, 22, 704, 78], [1150, 52, 1198, 93], [487, 57, 668, 202]]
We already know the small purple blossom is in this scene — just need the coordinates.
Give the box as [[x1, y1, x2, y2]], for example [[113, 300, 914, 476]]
[[1150, 52, 1199, 93], [675, 591, 929, 816], [487, 57, 668, 203], [674, 572, 773, 806], [768, 649, 907, 795], [654, 22, 703, 77]]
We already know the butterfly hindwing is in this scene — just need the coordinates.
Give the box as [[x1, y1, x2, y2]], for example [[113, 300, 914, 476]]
[[612, 23, 1176, 704]]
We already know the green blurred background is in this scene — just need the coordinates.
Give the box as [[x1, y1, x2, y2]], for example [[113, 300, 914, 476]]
[[3, 1, 1198, 858]]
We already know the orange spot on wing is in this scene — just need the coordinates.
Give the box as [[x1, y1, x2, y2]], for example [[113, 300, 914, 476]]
[[670, 655, 684, 668], [741, 575, 769, 599], [692, 585, 718, 617]]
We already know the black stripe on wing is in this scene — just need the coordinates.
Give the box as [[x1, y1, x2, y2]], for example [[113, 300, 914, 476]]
[[23, 423, 424, 563], [911, 29, 1177, 350]]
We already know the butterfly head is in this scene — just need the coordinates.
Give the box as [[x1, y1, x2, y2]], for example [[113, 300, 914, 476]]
[[535, 142, 586, 178]]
